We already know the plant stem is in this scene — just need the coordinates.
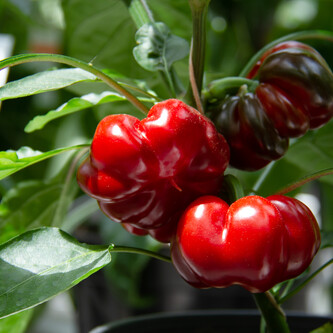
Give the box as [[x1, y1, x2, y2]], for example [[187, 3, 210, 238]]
[[189, 40, 204, 113], [277, 280, 295, 302], [274, 168, 333, 196], [278, 258, 333, 304], [109, 244, 172, 263], [251, 162, 275, 194], [163, 64, 177, 97], [128, 0, 153, 27], [118, 82, 160, 101], [0, 53, 150, 115], [203, 76, 259, 102], [186, 0, 210, 108], [260, 317, 267, 333], [52, 148, 89, 228], [253, 292, 290, 333]]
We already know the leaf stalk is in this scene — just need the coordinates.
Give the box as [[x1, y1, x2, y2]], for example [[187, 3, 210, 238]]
[[109, 244, 172, 263], [0, 53, 150, 115]]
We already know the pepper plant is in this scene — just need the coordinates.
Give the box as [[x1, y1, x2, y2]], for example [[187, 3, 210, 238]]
[[0, 1, 333, 332]]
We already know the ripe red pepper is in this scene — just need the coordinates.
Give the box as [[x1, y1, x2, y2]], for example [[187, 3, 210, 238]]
[[246, 41, 314, 79], [212, 41, 333, 170], [254, 41, 333, 129], [77, 99, 230, 242], [171, 195, 321, 293]]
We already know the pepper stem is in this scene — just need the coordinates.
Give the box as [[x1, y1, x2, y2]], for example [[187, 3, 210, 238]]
[[253, 292, 291, 333], [189, 40, 204, 114], [203, 77, 259, 103]]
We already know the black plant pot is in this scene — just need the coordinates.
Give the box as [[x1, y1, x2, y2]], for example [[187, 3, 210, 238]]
[[89, 310, 333, 333]]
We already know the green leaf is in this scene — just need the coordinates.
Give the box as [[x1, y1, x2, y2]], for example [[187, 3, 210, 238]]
[[0, 53, 150, 115], [0, 309, 34, 333], [285, 125, 333, 183], [248, 120, 333, 197], [0, 159, 79, 244], [0, 68, 97, 101], [147, 1, 192, 40], [0, 180, 63, 242], [310, 322, 333, 333], [0, 227, 111, 319], [24, 91, 154, 133], [62, 0, 144, 77], [133, 22, 189, 72], [0, 144, 88, 180]]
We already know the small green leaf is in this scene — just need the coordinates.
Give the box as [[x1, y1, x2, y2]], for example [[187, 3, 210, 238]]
[[0, 68, 97, 101], [0, 144, 88, 180], [133, 22, 189, 72], [0, 227, 111, 319], [310, 322, 333, 333], [24, 91, 151, 133]]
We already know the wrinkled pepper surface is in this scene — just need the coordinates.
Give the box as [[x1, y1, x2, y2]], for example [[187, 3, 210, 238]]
[[213, 41, 333, 170], [77, 99, 230, 242], [171, 194, 321, 292]]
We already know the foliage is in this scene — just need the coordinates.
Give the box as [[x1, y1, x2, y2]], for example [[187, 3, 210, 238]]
[[0, 227, 111, 318], [0, 0, 333, 332]]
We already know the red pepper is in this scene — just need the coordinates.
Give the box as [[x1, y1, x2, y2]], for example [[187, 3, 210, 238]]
[[254, 41, 333, 129], [77, 99, 230, 242], [246, 41, 315, 79], [171, 195, 321, 293], [212, 41, 333, 170], [214, 91, 289, 171]]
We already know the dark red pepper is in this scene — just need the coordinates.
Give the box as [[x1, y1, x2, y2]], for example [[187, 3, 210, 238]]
[[171, 194, 321, 293], [246, 41, 315, 79], [77, 99, 230, 242], [255, 42, 333, 129], [214, 90, 288, 171], [211, 41, 333, 170]]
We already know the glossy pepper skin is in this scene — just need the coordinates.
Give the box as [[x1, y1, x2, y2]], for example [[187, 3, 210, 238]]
[[255, 42, 333, 129], [77, 99, 230, 242], [171, 195, 321, 293], [215, 92, 289, 170], [213, 41, 333, 171]]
